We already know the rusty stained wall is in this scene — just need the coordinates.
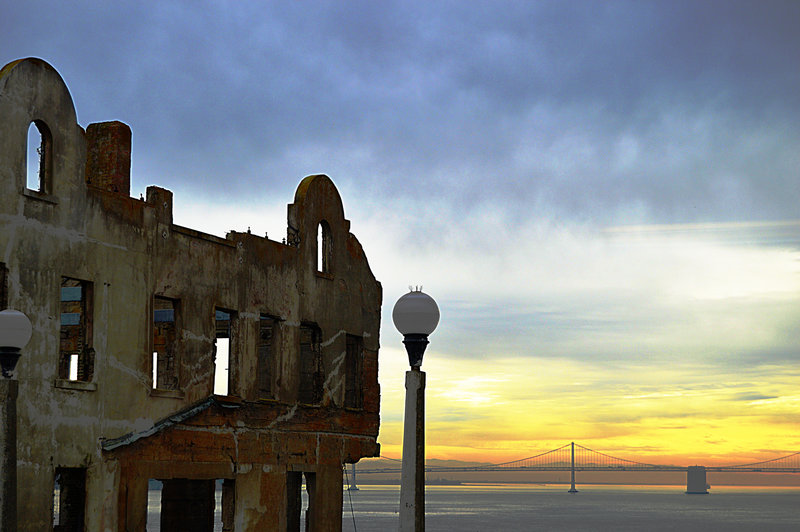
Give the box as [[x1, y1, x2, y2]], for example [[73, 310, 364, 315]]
[[108, 401, 380, 530], [0, 58, 382, 531]]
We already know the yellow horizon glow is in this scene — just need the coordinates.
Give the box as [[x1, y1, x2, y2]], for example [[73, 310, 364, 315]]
[[372, 219, 800, 469], [377, 349, 800, 468]]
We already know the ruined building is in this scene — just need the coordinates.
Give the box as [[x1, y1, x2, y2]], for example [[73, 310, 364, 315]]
[[0, 58, 381, 531]]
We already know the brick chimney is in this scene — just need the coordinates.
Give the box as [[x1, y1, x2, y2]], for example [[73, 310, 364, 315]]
[[85, 121, 131, 196]]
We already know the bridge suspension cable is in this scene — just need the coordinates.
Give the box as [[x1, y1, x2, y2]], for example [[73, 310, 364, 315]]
[[714, 451, 800, 472], [365, 444, 800, 474], [490, 443, 572, 469]]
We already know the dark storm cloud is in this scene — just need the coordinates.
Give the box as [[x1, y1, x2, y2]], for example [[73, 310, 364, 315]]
[[3, 0, 798, 222]]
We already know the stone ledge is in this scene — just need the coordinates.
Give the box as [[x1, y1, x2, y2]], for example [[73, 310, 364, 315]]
[[23, 188, 58, 204], [150, 388, 185, 399], [54, 379, 97, 391]]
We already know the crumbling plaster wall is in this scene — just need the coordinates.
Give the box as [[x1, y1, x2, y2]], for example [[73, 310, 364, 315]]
[[1, 58, 381, 531]]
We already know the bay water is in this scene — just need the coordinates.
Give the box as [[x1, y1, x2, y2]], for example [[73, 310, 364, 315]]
[[146, 483, 800, 531], [341, 484, 800, 531]]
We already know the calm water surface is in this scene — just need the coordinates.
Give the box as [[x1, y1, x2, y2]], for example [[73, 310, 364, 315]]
[[145, 483, 800, 531], [341, 484, 800, 532]]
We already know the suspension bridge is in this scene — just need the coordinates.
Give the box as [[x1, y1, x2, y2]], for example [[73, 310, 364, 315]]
[[350, 442, 800, 493]]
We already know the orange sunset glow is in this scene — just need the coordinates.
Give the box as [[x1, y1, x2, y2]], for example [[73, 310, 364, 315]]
[[370, 220, 800, 468]]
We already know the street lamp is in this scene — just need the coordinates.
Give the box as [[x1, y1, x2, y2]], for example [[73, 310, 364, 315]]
[[393, 289, 439, 532], [0, 309, 32, 377], [0, 308, 32, 532]]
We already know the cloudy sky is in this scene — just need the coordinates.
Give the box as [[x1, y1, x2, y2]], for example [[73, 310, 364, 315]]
[[5, 0, 799, 465]]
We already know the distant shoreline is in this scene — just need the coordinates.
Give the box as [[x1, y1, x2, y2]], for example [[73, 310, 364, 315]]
[[350, 479, 800, 488]]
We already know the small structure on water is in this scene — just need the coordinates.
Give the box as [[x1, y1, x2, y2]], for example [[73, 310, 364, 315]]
[[686, 466, 710, 494]]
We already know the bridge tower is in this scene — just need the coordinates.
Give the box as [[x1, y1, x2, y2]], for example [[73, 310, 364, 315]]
[[686, 466, 709, 494], [568, 442, 578, 493]]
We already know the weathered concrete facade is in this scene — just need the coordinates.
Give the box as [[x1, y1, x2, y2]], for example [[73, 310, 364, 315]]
[[0, 58, 381, 531]]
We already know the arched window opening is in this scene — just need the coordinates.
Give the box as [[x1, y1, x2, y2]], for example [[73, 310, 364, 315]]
[[26, 120, 52, 192], [317, 221, 332, 274]]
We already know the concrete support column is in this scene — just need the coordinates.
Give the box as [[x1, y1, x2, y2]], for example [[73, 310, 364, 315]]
[[399, 369, 425, 532], [686, 466, 709, 494], [236, 466, 283, 530], [0, 379, 18, 532], [122, 466, 148, 532], [312, 465, 344, 532]]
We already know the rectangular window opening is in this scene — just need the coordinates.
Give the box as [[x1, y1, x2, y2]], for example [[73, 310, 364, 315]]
[[53, 467, 86, 532], [69, 354, 79, 381], [257, 315, 276, 399], [214, 308, 236, 396], [60, 277, 93, 382], [153, 296, 179, 390], [0, 262, 7, 310], [298, 324, 322, 404], [345, 335, 364, 409], [152, 352, 158, 389]]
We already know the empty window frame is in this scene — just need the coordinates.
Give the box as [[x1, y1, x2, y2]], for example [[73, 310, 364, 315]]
[[59, 277, 93, 381], [298, 324, 322, 404], [214, 308, 236, 396], [257, 315, 277, 399], [0, 262, 7, 310], [317, 220, 332, 273], [26, 120, 53, 192], [153, 296, 179, 390], [345, 335, 364, 409], [53, 467, 86, 532]]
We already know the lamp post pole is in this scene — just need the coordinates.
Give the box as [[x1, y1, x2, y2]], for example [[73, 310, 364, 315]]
[[393, 290, 439, 532], [400, 361, 426, 532], [0, 309, 32, 532]]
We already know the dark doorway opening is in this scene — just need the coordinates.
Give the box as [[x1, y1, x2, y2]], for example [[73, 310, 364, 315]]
[[146, 478, 234, 531], [286, 471, 316, 532]]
